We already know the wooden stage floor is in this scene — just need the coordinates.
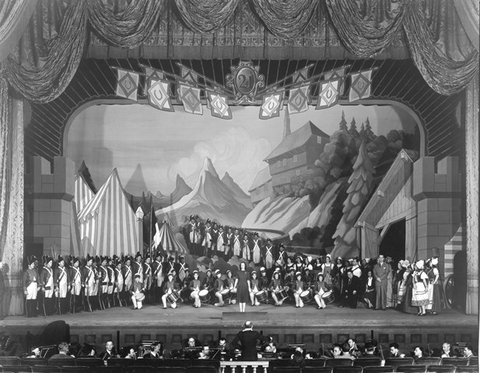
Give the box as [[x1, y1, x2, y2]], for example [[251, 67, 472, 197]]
[[1, 302, 478, 354]]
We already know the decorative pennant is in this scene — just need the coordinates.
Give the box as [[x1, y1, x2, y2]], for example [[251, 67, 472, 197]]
[[316, 79, 340, 110], [292, 66, 311, 84], [288, 86, 309, 114], [324, 67, 346, 95], [116, 69, 139, 101], [148, 80, 174, 112], [259, 92, 283, 120], [178, 85, 203, 115], [349, 70, 373, 102], [207, 91, 232, 119], [142, 66, 165, 88], [180, 66, 198, 84]]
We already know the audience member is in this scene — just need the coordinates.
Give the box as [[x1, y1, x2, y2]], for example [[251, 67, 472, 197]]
[[389, 342, 405, 358], [99, 340, 120, 360], [49, 342, 74, 359]]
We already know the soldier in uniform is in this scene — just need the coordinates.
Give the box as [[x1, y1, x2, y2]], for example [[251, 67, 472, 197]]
[[232, 228, 242, 257], [122, 256, 133, 306], [241, 233, 251, 261], [152, 252, 164, 304], [82, 256, 95, 312], [69, 257, 82, 313], [263, 239, 275, 273], [98, 256, 110, 309], [40, 257, 55, 316], [107, 257, 115, 307], [143, 254, 153, 303], [113, 258, 124, 307], [202, 220, 213, 257], [175, 255, 189, 283], [23, 255, 39, 317], [216, 226, 226, 259], [251, 233, 262, 265], [133, 252, 144, 284], [54, 256, 70, 314]]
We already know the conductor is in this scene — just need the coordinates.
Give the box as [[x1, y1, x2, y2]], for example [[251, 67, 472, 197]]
[[232, 321, 269, 361]]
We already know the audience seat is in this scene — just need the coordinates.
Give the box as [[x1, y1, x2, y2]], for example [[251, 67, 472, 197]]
[[20, 359, 48, 367], [456, 366, 479, 373], [385, 357, 415, 369], [186, 367, 218, 373], [396, 365, 427, 373], [91, 367, 125, 373], [468, 357, 478, 366], [332, 366, 363, 373], [441, 358, 469, 366], [272, 368, 301, 373], [74, 359, 104, 369], [31, 366, 61, 373], [325, 359, 354, 367], [426, 364, 456, 373], [363, 366, 395, 373], [416, 358, 441, 366], [48, 359, 77, 367], [305, 359, 327, 367], [0, 357, 21, 366], [155, 368, 186, 373], [303, 367, 332, 373], [354, 357, 382, 367], [0, 366, 32, 373], [60, 367, 92, 373], [125, 366, 156, 373]]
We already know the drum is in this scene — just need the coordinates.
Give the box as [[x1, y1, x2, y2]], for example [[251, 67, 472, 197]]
[[167, 291, 180, 304], [229, 288, 237, 300], [322, 290, 335, 304], [134, 292, 145, 302], [220, 288, 231, 299], [277, 289, 289, 300], [199, 289, 211, 303], [255, 290, 268, 303], [300, 290, 313, 303]]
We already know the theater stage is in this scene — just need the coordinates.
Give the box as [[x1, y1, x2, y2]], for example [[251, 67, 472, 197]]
[[1, 302, 478, 355]]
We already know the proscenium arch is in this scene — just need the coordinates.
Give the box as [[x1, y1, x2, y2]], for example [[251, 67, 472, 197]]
[[63, 98, 427, 159]]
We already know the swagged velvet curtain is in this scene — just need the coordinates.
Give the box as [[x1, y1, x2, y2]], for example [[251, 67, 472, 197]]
[[0, 0, 478, 260]]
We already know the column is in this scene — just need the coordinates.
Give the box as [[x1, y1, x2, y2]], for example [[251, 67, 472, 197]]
[[465, 76, 479, 315]]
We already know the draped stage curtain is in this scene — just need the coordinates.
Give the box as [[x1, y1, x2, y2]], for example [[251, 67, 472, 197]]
[[0, 0, 478, 315]]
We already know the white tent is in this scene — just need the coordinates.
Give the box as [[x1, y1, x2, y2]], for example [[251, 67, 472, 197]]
[[74, 174, 95, 215], [155, 216, 188, 254], [78, 169, 139, 257]]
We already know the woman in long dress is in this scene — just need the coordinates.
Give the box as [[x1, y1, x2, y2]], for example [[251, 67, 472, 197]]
[[426, 256, 442, 315], [235, 262, 249, 312], [411, 260, 429, 316]]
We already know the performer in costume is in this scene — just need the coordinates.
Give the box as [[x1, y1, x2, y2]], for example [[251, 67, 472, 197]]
[[259, 267, 269, 293], [114, 259, 124, 307], [411, 260, 429, 316], [107, 257, 115, 307], [211, 222, 219, 257], [363, 270, 375, 309], [275, 244, 288, 270], [187, 215, 200, 255], [373, 255, 390, 311], [216, 226, 226, 259], [40, 257, 55, 316], [133, 252, 144, 284], [189, 270, 202, 308], [98, 256, 109, 309], [83, 256, 96, 312], [131, 274, 145, 310], [235, 262, 249, 313], [179, 268, 191, 302], [263, 239, 275, 271], [269, 269, 287, 307], [313, 272, 328, 309], [232, 229, 242, 257], [23, 255, 39, 317], [54, 256, 70, 314], [225, 227, 234, 259], [225, 269, 237, 305], [251, 233, 262, 265], [152, 252, 164, 304], [162, 272, 180, 309], [175, 255, 189, 283], [248, 270, 261, 306], [122, 257, 133, 306], [425, 256, 441, 315], [202, 269, 215, 303], [213, 269, 226, 307], [241, 233, 251, 261], [292, 271, 306, 308], [69, 257, 83, 313], [202, 220, 213, 257], [143, 254, 153, 304]]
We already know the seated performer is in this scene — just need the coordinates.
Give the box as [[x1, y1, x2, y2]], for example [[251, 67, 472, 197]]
[[214, 269, 226, 307], [313, 272, 328, 309], [292, 271, 307, 308], [131, 274, 145, 310], [225, 269, 237, 305], [162, 272, 180, 309], [270, 269, 287, 307], [189, 270, 202, 308], [202, 269, 215, 303], [248, 270, 261, 306]]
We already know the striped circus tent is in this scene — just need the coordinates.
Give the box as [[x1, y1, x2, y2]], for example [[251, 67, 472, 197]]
[[78, 169, 140, 257], [154, 216, 188, 254], [74, 174, 95, 215], [444, 225, 464, 278]]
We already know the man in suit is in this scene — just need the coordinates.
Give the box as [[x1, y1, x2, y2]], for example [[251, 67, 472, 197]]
[[373, 254, 390, 310], [232, 321, 269, 361], [341, 270, 361, 308]]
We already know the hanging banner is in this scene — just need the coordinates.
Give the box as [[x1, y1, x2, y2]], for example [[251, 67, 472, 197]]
[[116, 69, 139, 101], [292, 66, 311, 84], [178, 85, 203, 115], [259, 92, 283, 120], [288, 86, 309, 114], [324, 67, 346, 95], [142, 66, 165, 88], [207, 91, 232, 119], [148, 80, 174, 112], [349, 70, 373, 102], [180, 66, 198, 84], [316, 79, 340, 110]]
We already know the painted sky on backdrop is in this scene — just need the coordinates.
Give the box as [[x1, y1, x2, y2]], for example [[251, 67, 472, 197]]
[[65, 103, 416, 196]]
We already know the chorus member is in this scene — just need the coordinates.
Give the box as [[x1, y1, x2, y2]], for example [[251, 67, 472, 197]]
[[331, 257, 345, 297], [259, 267, 269, 292], [241, 233, 251, 261], [373, 255, 390, 311], [98, 256, 109, 309], [107, 257, 115, 307], [189, 270, 202, 308], [152, 252, 164, 304], [251, 232, 262, 265], [303, 267, 314, 288], [232, 229, 242, 257], [248, 270, 261, 306], [216, 226, 226, 259], [175, 256, 189, 282], [313, 273, 328, 309], [99, 340, 120, 360], [425, 256, 441, 315], [23, 255, 39, 317], [293, 271, 306, 308], [54, 256, 70, 315], [113, 259, 124, 307], [162, 272, 179, 309], [214, 269, 226, 307], [143, 342, 163, 359], [69, 257, 82, 313], [202, 268, 215, 302], [133, 252, 144, 284], [234, 262, 249, 312], [263, 239, 275, 271], [412, 260, 429, 316], [123, 257, 133, 305], [164, 256, 176, 280], [179, 268, 191, 302], [82, 256, 95, 311], [363, 270, 375, 309], [131, 274, 145, 310], [394, 260, 406, 306], [322, 254, 333, 286], [143, 254, 153, 303], [40, 256, 55, 316], [270, 269, 286, 307], [202, 220, 213, 257], [385, 256, 395, 308], [275, 243, 288, 269], [225, 227, 234, 259], [232, 321, 269, 361]]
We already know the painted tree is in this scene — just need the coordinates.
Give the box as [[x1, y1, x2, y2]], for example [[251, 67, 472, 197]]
[[330, 140, 374, 259], [349, 117, 359, 137], [364, 117, 375, 141], [339, 110, 348, 131]]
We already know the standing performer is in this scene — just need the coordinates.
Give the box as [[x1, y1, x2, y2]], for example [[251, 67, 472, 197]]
[[235, 262, 249, 313], [241, 233, 251, 261], [211, 222, 219, 257], [123, 257, 133, 306], [187, 215, 199, 255], [175, 255, 189, 283], [216, 226, 226, 260], [189, 270, 202, 308], [114, 258, 124, 307], [98, 256, 109, 309], [292, 271, 306, 308], [83, 256, 95, 312], [69, 257, 82, 313], [152, 252, 164, 304], [213, 269, 226, 307], [40, 257, 55, 316], [225, 227, 234, 260], [54, 256, 69, 315], [23, 255, 39, 317], [363, 270, 376, 309], [251, 233, 262, 265], [107, 257, 115, 307], [322, 255, 333, 287], [412, 260, 429, 316], [133, 253, 144, 284], [232, 229, 242, 257], [275, 244, 288, 270], [202, 220, 213, 257], [313, 273, 328, 309], [143, 255, 153, 304], [263, 239, 275, 272], [385, 256, 394, 308]]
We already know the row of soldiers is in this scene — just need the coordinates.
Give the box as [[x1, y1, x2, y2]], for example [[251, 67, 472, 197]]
[[22, 252, 190, 317]]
